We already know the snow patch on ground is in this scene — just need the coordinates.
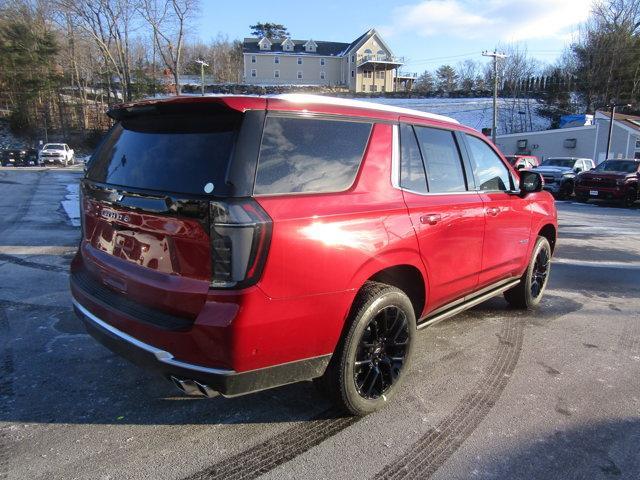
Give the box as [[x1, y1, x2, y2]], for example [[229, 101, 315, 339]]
[[358, 97, 550, 133], [61, 183, 80, 227]]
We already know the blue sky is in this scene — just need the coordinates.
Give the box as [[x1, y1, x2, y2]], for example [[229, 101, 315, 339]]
[[198, 0, 594, 73]]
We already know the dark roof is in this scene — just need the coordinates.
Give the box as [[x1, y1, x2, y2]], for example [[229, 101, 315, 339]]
[[342, 30, 371, 55], [597, 111, 640, 132], [242, 32, 370, 57]]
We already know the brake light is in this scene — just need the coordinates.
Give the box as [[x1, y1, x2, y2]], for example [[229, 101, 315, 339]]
[[209, 199, 272, 289]]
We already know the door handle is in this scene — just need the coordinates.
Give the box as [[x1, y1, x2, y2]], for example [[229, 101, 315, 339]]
[[420, 213, 441, 225], [485, 207, 500, 216]]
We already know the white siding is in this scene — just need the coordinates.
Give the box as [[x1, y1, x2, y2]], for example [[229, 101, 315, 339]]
[[496, 126, 597, 161]]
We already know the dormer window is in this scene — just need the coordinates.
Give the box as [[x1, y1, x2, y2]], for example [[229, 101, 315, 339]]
[[281, 38, 295, 52], [258, 37, 272, 51], [304, 39, 317, 53]]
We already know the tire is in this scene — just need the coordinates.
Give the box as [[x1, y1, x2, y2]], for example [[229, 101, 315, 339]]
[[504, 236, 551, 309], [556, 182, 573, 200], [622, 188, 637, 208], [575, 192, 589, 203], [317, 281, 416, 416]]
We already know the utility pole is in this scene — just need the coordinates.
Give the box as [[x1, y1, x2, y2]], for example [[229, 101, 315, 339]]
[[482, 50, 507, 144], [605, 103, 631, 160], [195, 59, 209, 96]]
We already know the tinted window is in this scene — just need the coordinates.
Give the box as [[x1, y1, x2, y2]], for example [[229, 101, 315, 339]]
[[254, 117, 371, 195], [414, 127, 466, 193], [594, 160, 639, 173], [87, 112, 242, 195], [541, 158, 576, 168], [400, 124, 427, 193], [466, 135, 511, 191]]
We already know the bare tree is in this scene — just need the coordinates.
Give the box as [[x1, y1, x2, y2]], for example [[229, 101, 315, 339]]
[[493, 44, 542, 133], [138, 0, 199, 95], [456, 59, 479, 91], [56, 0, 138, 102]]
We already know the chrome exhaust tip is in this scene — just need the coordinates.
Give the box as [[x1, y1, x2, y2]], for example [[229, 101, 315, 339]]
[[170, 376, 218, 398]]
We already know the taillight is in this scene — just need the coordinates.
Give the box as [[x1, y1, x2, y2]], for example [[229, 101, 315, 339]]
[[209, 198, 272, 289]]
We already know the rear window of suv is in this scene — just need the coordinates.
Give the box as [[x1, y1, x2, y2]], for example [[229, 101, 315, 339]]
[[87, 111, 242, 195], [254, 116, 372, 195]]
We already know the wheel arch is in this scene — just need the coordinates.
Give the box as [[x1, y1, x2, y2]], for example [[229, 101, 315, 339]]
[[538, 223, 557, 254], [347, 253, 428, 322]]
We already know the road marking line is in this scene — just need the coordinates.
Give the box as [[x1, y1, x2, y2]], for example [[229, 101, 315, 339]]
[[553, 257, 640, 269], [0, 246, 75, 255]]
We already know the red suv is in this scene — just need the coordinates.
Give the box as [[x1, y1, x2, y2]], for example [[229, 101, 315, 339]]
[[70, 94, 557, 415]]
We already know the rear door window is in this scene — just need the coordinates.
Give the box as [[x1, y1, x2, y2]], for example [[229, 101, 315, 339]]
[[413, 126, 467, 193], [465, 135, 512, 191], [254, 116, 372, 195], [400, 124, 427, 193], [87, 111, 242, 195]]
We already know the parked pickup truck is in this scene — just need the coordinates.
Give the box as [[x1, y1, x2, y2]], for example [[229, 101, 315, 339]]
[[38, 143, 75, 166], [1, 144, 37, 166], [575, 159, 640, 207], [504, 155, 539, 170], [533, 157, 595, 200]]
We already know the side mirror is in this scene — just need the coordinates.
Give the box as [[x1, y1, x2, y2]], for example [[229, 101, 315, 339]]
[[519, 170, 543, 195], [516, 164, 525, 170], [574, 167, 582, 173]]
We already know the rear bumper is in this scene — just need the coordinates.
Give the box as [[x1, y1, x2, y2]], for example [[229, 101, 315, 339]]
[[40, 157, 66, 164], [73, 299, 330, 396]]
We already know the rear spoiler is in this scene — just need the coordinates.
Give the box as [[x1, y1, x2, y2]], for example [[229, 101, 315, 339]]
[[107, 96, 267, 121]]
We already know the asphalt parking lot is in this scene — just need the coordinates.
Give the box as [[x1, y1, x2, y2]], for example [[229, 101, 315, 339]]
[[0, 167, 639, 480]]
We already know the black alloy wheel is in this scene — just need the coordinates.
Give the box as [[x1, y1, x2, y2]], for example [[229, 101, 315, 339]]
[[316, 281, 416, 416], [354, 305, 409, 400], [504, 236, 552, 309], [530, 247, 550, 299], [623, 189, 637, 208]]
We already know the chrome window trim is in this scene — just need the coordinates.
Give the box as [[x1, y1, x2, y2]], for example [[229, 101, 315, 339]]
[[391, 124, 400, 188], [400, 189, 482, 197], [392, 122, 480, 197]]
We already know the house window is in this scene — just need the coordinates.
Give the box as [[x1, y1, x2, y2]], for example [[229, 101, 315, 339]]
[[351, 70, 354, 78], [376, 71, 384, 79], [274, 57, 279, 64], [377, 49, 385, 60], [320, 58, 325, 66], [351, 55, 355, 62], [274, 70, 280, 78], [251, 55, 256, 63], [369, 85, 374, 92], [297, 57, 302, 65], [320, 71, 325, 80], [297, 71, 303, 79], [251, 69, 257, 77], [364, 71, 372, 79]]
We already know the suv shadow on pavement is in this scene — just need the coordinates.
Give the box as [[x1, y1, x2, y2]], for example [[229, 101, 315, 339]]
[[475, 419, 640, 479]]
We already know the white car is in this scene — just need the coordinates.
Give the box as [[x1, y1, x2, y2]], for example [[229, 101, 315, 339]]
[[39, 143, 74, 166]]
